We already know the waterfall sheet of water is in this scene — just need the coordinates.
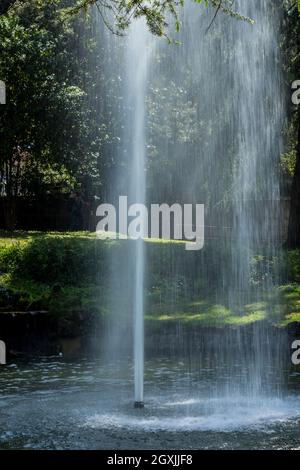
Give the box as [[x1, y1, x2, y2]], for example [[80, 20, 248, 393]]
[[103, 0, 285, 408], [226, 0, 284, 398]]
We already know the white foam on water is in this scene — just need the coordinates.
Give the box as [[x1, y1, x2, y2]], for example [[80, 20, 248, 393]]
[[83, 396, 300, 432]]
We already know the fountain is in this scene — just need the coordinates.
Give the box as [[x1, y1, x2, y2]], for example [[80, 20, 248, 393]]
[[126, 19, 151, 408], [2, 0, 300, 453], [0, 340, 6, 365], [227, 0, 284, 399], [133, 0, 283, 404], [106, 0, 285, 420]]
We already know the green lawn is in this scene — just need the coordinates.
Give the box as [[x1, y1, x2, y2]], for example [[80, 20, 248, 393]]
[[0, 231, 300, 329], [145, 285, 300, 327]]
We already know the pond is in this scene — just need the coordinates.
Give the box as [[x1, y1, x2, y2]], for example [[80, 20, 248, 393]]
[[1, 356, 300, 449]]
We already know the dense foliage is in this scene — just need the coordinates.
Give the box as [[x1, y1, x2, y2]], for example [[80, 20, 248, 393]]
[[0, 1, 106, 199], [63, 0, 253, 39], [282, 1, 300, 246], [0, 0, 299, 245]]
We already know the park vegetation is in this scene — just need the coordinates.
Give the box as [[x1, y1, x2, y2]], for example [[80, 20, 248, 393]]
[[0, 1, 299, 332]]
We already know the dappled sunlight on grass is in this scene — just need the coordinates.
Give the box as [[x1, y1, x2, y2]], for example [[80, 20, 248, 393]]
[[276, 284, 300, 326], [0, 230, 186, 247], [1, 232, 300, 329], [225, 311, 266, 325], [96, 230, 187, 245], [146, 290, 300, 327], [244, 301, 267, 312], [146, 302, 268, 326]]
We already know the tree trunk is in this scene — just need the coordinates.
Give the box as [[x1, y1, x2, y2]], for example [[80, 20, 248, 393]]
[[287, 108, 300, 248], [3, 155, 17, 231]]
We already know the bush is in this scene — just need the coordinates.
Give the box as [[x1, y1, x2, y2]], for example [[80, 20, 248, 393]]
[[286, 249, 300, 283], [1, 235, 111, 285], [0, 242, 24, 274]]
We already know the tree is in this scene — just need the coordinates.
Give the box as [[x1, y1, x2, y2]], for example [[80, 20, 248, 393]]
[[64, 0, 253, 39], [283, 1, 300, 247], [0, 0, 18, 16], [0, 0, 254, 36], [287, 108, 300, 247], [0, 1, 102, 200]]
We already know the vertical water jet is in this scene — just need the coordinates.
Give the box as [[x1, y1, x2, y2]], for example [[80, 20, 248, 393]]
[[127, 19, 150, 407]]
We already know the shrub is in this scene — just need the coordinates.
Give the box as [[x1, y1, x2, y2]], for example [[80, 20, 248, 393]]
[[286, 249, 300, 283]]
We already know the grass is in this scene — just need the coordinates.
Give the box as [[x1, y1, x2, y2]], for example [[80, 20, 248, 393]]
[[1, 231, 300, 329], [146, 286, 300, 327], [146, 299, 267, 326], [276, 284, 300, 326], [0, 231, 97, 250]]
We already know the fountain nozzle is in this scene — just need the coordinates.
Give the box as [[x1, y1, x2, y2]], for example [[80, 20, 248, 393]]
[[134, 401, 144, 409]]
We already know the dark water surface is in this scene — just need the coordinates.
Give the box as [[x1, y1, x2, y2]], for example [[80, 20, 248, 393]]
[[1, 357, 300, 449]]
